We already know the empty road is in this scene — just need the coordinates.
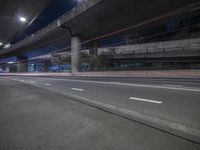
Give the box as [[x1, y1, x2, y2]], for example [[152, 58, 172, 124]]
[[0, 76, 200, 149]]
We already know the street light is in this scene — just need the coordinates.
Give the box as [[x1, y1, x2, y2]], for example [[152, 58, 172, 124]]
[[0, 42, 2, 46], [19, 17, 26, 22]]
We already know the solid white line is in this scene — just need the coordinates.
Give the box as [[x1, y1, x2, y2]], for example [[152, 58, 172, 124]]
[[129, 97, 162, 104], [45, 83, 51, 86], [162, 84, 183, 88], [71, 88, 84, 92], [38, 78, 200, 92]]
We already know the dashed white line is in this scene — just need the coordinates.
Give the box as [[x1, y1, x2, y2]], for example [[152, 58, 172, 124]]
[[129, 97, 162, 104], [44, 83, 51, 86], [30, 81, 35, 84], [71, 88, 84, 92]]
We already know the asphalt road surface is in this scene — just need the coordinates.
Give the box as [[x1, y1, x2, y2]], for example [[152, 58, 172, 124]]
[[0, 76, 200, 149]]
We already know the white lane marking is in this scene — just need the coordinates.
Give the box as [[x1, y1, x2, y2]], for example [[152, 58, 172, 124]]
[[162, 84, 183, 88], [129, 97, 162, 104], [30, 81, 35, 84], [13, 79, 21, 82], [44, 83, 51, 86], [71, 88, 84, 92], [11, 78, 24, 82], [37, 78, 200, 92]]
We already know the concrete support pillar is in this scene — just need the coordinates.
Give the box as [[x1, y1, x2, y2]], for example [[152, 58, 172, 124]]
[[16, 56, 28, 72], [71, 36, 81, 73]]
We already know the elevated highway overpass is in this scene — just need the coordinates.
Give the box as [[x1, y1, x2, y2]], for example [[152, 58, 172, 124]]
[[0, 0, 200, 72]]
